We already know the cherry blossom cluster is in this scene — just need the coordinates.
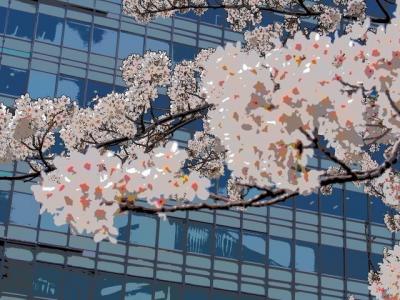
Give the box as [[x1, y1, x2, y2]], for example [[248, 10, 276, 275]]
[[32, 142, 210, 243]]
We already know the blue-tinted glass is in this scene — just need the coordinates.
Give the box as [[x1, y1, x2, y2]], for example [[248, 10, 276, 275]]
[[6, 9, 34, 39], [56, 75, 85, 106], [347, 249, 368, 280], [118, 32, 144, 58], [40, 211, 68, 233], [176, 11, 198, 21], [371, 253, 383, 271], [154, 282, 181, 300], [28, 70, 56, 98], [200, 7, 228, 26], [212, 290, 238, 300], [215, 226, 239, 259], [2, 261, 34, 295], [10, 192, 39, 227], [269, 238, 291, 268], [0, 66, 28, 96], [86, 80, 113, 107], [183, 119, 204, 131], [370, 196, 390, 224], [94, 275, 123, 299], [125, 279, 153, 300], [0, 7, 6, 33], [0, 191, 9, 223], [184, 286, 209, 300], [36, 14, 64, 44], [320, 187, 343, 216], [173, 43, 197, 62], [295, 242, 317, 272], [159, 218, 184, 251], [345, 190, 367, 220], [92, 25, 117, 57], [114, 85, 126, 93], [320, 245, 343, 277], [63, 269, 92, 299], [217, 167, 231, 194], [153, 94, 170, 110], [146, 38, 170, 54], [296, 193, 318, 211], [115, 214, 129, 242], [63, 20, 90, 50], [187, 221, 212, 254], [242, 231, 266, 263], [32, 265, 63, 299], [130, 214, 157, 247]]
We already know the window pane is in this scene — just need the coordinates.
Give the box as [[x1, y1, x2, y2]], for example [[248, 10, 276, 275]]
[[56, 75, 85, 106], [320, 187, 343, 216], [173, 43, 197, 62], [0, 6, 6, 33], [200, 8, 228, 26], [159, 218, 184, 251], [118, 32, 144, 58], [10, 192, 39, 227], [320, 245, 343, 277], [63, 269, 92, 299], [212, 290, 238, 300], [40, 211, 68, 233], [94, 275, 123, 299], [215, 226, 239, 259], [92, 25, 117, 57], [125, 279, 153, 300], [146, 38, 170, 54], [0, 66, 28, 96], [187, 221, 212, 255], [32, 265, 63, 299], [28, 70, 56, 98], [242, 231, 265, 263], [130, 214, 157, 247], [370, 196, 389, 224], [347, 249, 368, 280], [154, 282, 181, 300], [296, 193, 318, 211], [345, 190, 367, 220], [36, 14, 64, 45], [115, 214, 129, 242], [0, 191, 9, 223], [184, 286, 209, 300], [86, 80, 114, 107], [295, 242, 317, 272], [63, 20, 90, 51], [269, 238, 291, 268], [6, 9, 34, 39]]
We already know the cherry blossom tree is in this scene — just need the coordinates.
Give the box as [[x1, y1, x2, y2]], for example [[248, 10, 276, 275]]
[[0, 0, 400, 298]]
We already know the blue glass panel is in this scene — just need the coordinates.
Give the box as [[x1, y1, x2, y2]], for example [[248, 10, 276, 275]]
[[200, 7, 228, 27], [2, 261, 34, 296], [94, 275, 123, 299], [63, 269, 92, 299], [86, 80, 113, 107], [40, 211, 68, 233], [187, 221, 212, 255], [28, 70, 56, 98], [0, 66, 28, 96], [114, 85, 126, 93], [154, 282, 181, 300], [10, 192, 39, 227], [130, 214, 157, 247], [295, 241, 317, 272], [115, 214, 129, 242], [371, 253, 383, 271], [296, 193, 318, 211], [242, 231, 266, 263], [153, 94, 170, 110], [36, 14, 64, 45], [215, 226, 239, 259], [6, 9, 34, 39], [173, 43, 197, 62], [125, 279, 153, 300], [320, 245, 343, 277], [56, 75, 85, 106], [183, 119, 204, 131], [0, 191, 9, 223], [370, 196, 390, 224], [184, 286, 209, 300], [0, 7, 6, 33], [320, 187, 343, 216], [347, 249, 368, 280], [345, 190, 367, 220], [118, 32, 144, 58], [159, 218, 184, 251], [212, 290, 238, 300], [269, 238, 291, 268], [32, 265, 63, 299], [146, 38, 170, 54], [92, 25, 117, 57], [63, 20, 90, 50]]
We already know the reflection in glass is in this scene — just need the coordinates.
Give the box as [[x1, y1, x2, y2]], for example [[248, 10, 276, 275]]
[[86, 80, 113, 107], [0, 7, 7, 33], [187, 222, 212, 254], [0, 66, 28, 96], [159, 218, 184, 251], [115, 213, 129, 242], [130, 214, 157, 247], [154, 282, 181, 300], [28, 70, 56, 98], [296, 193, 318, 211], [370, 196, 390, 224], [173, 43, 197, 62], [92, 25, 117, 57], [0, 191, 9, 223], [146, 38, 170, 54], [10, 192, 39, 227], [295, 242, 316, 272], [347, 249, 368, 280], [6, 9, 34, 39], [242, 231, 265, 263], [269, 238, 291, 268], [64, 269, 92, 299], [320, 244, 343, 277], [33, 265, 62, 298], [56, 75, 85, 106], [184, 286, 209, 300], [36, 14, 64, 44], [345, 190, 367, 220], [215, 226, 239, 258], [63, 20, 90, 50], [40, 211, 68, 233], [118, 32, 144, 58], [125, 281, 153, 300], [320, 187, 343, 216], [94, 275, 123, 299]]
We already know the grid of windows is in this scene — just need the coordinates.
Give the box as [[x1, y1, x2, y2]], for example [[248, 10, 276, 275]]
[[0, 0, 398, 299]]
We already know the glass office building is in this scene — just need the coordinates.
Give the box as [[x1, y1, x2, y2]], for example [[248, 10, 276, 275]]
[[0, 0, 398, 299]]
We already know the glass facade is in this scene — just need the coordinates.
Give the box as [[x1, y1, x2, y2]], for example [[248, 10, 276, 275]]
[[0, 0, 397, 299]]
